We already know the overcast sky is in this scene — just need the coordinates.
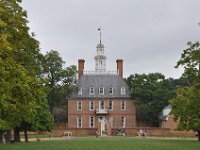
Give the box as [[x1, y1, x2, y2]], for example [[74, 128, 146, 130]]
[[21, 0, 200, 79]]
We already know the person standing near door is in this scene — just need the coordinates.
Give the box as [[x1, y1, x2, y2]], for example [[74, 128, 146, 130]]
[[96, 130, 99, 140]]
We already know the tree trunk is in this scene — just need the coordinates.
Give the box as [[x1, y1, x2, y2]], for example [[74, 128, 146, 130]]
[[198, 131, 200, 142], [14, 128, 21, 142], [5, 130, 11, 144], [0, 130, 3, 144], [24, 131, 28, 142]]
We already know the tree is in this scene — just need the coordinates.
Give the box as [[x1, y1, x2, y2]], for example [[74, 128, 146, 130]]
[[15, 78, 54, 142], [53, 65, 77, 122], [44, 50, 65, 113], [60, 65, 77, 105], [126, 73, 176, 126], [170, 85, 200, 141], [171, 41, 200, 141], [175, 42, 200, 85], [0, 0, 53, 143], [44, 51, 77, 120]]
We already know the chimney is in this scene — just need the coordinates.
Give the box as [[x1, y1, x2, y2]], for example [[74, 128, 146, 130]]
[[116, 59, 123, 78], [78, 59, 85, 80]]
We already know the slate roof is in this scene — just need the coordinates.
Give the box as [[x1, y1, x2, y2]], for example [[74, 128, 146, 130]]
[[70, 74, 131, 99]]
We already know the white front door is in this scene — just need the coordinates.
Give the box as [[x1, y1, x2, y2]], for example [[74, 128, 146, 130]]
[[99, 117, 108, 136]]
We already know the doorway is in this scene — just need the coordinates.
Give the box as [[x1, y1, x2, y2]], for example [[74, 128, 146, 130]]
[[99, 116, 108, 136]]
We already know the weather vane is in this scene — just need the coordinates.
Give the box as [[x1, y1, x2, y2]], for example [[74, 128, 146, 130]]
[[98, 27, 102, 43]]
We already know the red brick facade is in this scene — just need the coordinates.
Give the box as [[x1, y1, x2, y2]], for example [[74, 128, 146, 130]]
[[160, 114, 179, 130], [68, 99, 136, 135]]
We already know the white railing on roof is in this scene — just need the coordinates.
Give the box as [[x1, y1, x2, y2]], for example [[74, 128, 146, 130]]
[[83, 70, 118, 75]]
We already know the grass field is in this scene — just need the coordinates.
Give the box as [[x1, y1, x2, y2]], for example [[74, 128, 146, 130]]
[[0, 137, 200, 150]]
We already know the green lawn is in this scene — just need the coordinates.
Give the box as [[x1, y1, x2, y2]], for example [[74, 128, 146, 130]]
[[0, 137, 200, 150]]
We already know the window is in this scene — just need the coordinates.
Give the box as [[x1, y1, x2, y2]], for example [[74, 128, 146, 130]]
[[90, 117, 95, 128], [99, 101, 104, 109], [89, 101, 94, 111], [121, 117, 126, 128], [77, 101, 82, 111], [109, 101, 113, 110], [99, 116, 105, 123], [99, 87, 104, 94], [109, 87, 113, 94], [77, 117, 82, 128], [121, 87, 126, 95], [121, 101, 126, 110], [89, 87, 95, 95], [78, 87, 82, 95]]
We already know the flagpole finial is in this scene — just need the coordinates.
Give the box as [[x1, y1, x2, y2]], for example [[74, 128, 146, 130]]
[[98, 27, 102, 43]]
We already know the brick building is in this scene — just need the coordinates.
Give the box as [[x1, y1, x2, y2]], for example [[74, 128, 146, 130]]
[[159, 105, 178, 129], [68, 32, 136, 136]]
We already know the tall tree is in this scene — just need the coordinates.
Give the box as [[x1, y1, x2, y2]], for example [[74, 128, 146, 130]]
[[53, 65, 77, 123], [126, 73, 176, 126], [171, 41, 200, 141], [44, 50, 77, 122], [0, 0, 53, 143], [60, 65, 77, 106], [44, 50, 65, 113], [170, 85, 200, 141], [175, 42, 200, 84]]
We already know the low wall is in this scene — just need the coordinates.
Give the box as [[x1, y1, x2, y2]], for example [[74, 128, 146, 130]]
[[51, 128, 195, 137], [51, 123, 196, 137], [112, 127, 195, 137], [53, 128, 97, 136]]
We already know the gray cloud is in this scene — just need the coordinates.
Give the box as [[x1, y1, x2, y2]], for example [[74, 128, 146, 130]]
[[21, 0, 200, 78]]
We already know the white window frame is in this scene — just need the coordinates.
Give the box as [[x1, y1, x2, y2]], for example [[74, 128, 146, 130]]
[[108, 101, 113, 110], [121, 101, 126, 110], [89, 87, 95, 95], [77, 117, 82, 128], [78, 87, 82, 95], [99, 87, 104, 95], [109, 87, 113, 94], [77, 101, 82, 111], [121, 87, 126, 95], [89, 101, 94, 111], [89, 116, 95, 128], [121, 117, 126, 128], [99, 101, 105, 109]]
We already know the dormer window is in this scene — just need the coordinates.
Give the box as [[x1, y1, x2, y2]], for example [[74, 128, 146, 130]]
[[109, 87, 113, 94], [121, 87, 126, 95], [99, 87, 104, 94], [78, 87, 82, 95], [89, 87, 95, 95]]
